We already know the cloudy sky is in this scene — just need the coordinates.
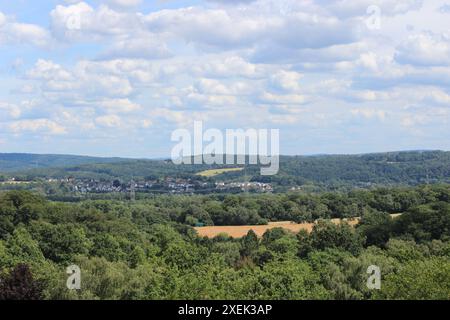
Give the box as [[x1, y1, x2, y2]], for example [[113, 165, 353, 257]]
[[0, 0, 449, 158]]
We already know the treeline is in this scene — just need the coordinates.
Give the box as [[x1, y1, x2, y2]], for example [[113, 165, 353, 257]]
[[0, 153, 126, 173], [257, 150, 450, 189], [0, 185, 449, 300], [49, 184, 450, 226], [4, 151, 449, 191]]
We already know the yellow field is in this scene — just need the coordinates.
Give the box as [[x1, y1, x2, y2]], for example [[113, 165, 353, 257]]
[[195, 214, 402, 238], [196, 167, 244, 177], [195, 219, 358, 238]]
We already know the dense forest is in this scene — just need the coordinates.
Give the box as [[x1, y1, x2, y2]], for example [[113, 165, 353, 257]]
[[0, 153, 127, 173], [2, 151, 449, 191], [0, 184, 449, 300]]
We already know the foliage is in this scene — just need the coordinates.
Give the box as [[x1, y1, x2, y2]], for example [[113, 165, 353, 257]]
[[0, 185, 449, 300], [0, 264, 43, 300], [375, 257, 450, 300]]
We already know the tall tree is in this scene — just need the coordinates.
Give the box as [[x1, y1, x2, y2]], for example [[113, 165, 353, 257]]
[[0, 264, 43, 300]]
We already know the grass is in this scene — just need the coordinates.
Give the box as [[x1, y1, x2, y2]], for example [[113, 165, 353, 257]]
[[196, 167, 244, 177]]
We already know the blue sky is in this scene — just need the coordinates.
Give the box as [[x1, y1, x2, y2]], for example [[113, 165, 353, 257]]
[[0, 0, 449, 158]]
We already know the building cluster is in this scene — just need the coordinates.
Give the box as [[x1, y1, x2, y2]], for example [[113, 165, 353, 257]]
[[215, 181, 273, 193], [40, 177, 273, 194]]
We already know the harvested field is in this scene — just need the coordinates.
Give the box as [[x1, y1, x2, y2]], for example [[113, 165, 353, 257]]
[[195, 214, 402, 238], [196, 167, 244, 177]]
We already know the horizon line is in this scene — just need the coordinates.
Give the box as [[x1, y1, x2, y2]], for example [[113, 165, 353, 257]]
[[0, 149, 447, 161]]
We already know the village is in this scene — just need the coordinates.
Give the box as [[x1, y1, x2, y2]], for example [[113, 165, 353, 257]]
[[0, 177, 273, 195], [64, 178, 273, 194]]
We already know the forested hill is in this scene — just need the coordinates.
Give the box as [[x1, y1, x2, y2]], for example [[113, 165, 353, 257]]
[[0, 153, 129, 172], [257, 150, 450, 188], [1, 150, 449, 189]]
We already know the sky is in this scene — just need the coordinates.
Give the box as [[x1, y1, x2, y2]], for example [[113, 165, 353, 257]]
[[0, 0, 449, 158]]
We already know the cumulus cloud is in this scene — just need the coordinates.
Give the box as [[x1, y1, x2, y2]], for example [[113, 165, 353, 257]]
[[351, 108, 387, 121], [206, 0, 257, 4], [95, 114, 122, 127], [27, 59, 73, 81], [144, 6, 358, 51], [0, 102, 22, 119], [27, 59, 135, 101], [102, 0, 142, 8], [421, 89, 450, 106], [259, 92, 308, 105], [317, 0, 423, 18], [96, 99, 141, 113], [195, 79, 255, 96], [189, 55, 270, 79], [9, 119, 67, 135], [395, 32, 450, 66], [0, 11, 50, 47], [98, 34, 172, 59], [50, 2, 143, 41], [1, 0, 449, 154], [269, 71, 302, 93], [144, 7, 278, 49]]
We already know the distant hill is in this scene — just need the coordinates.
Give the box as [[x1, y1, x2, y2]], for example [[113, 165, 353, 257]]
[[1, 151, 449, 190], [0, 153, 129, 172], [258, 150, 450, 188]]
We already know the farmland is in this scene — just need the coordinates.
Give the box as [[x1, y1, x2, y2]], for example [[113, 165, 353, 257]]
[[195, 215, 402, 238], [196, 167, 244, 177]]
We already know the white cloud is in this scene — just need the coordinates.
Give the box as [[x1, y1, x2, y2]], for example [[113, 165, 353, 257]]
[[396, 32, 450, 66], [195, 79, 255, 96], [50, 2, 143, 41], [190, 55, 270, 79], [97, 99, 141, 113], [269, 71, 302, 93], [318, 0, 423, 18], [28, 59, 73, 81], [0, 102, 22, 119], [27, 59, 135, 101], [259, 92, 308, 105], [0, 11, 50, 47], [51, 3, 172, 60], [99, 33, 172, 59], [1, 0, 449, 153], [9, 119, 67, 135], [144, 7, 277, 48], [351, 108, 387, 121], [95, 114, 122, 127], [144, 6, 357, 50], [102, 0, 142, 8], [422, 89, 450, 106]]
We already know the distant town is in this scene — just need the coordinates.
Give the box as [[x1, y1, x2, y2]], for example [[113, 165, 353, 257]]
[[1, 177, 273, 195]]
